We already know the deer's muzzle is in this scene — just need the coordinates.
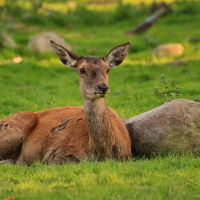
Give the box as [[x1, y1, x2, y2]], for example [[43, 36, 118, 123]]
[[98, 84, 109, 94]]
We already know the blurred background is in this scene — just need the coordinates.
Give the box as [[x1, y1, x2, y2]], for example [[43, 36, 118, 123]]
[[0, 0, 200, 119], [1, 0, 200, 54]]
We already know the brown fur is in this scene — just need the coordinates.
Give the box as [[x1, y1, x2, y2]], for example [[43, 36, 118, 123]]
[[0, 41, 132, 165]]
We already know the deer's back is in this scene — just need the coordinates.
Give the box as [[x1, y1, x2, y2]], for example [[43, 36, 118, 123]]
[[16, 106, 88, 164]]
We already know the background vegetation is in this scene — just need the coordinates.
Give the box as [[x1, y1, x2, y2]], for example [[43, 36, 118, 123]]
[[0, 0, 200, 199]]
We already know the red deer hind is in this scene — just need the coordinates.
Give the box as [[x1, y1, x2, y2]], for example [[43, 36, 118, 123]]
[[0, 40, 132, 165]]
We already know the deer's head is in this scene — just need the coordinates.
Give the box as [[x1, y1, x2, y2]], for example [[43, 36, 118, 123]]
[[50, 40, 131, 100]]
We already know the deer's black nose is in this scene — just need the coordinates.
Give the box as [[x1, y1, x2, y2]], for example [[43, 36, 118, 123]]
[[98, 84, 109, 93]]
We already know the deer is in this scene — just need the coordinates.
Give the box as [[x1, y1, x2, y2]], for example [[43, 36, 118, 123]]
[[0, 40, 132, 165]]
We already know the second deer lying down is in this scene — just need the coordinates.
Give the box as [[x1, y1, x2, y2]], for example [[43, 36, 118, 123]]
[[0, 40, 132, 165]]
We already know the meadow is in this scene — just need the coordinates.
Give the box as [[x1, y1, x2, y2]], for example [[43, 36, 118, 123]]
[[0, 0, 200, 199]]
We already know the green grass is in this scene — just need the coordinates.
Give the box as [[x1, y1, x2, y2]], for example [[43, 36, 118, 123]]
[[0, 0, 200, 199], [0, 154, 200, 200]]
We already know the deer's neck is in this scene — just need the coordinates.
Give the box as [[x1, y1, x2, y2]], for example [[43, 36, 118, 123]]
[[84, 98, 117, 160]]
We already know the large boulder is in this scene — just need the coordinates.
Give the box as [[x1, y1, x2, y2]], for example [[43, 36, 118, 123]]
[[27, 32, 71, 53], [152, 43, 184, 57], [125, 99, 200, 157]]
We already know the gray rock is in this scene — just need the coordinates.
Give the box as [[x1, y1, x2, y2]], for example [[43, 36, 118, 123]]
[[0, 32, 17, 49], [125, 99, 200, 157], [167, 60, 186, 66], [152, 43, 184, 57], [188, 37, 200, 43], [27, 32, 71, 53]]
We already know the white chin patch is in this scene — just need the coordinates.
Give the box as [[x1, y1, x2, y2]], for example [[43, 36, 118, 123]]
[[95, 93, 107, 98], [86, 92, 107, 100]]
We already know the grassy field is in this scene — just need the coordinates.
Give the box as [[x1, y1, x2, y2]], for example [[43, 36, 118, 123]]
[[0, 155, 200, 200], [0, 0, 200, 199]]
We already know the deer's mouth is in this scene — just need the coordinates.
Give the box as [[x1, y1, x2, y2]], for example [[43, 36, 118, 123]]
[[94, 92, 108, 98]]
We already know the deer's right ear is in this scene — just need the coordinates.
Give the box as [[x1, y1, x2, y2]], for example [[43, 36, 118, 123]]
[[50, 40, 78, 68]]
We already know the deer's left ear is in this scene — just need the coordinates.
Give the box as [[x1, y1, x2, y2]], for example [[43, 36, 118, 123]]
[[103, 42, 131, 68]]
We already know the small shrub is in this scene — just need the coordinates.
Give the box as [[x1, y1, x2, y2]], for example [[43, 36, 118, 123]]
[[193, 97, 200, 103], [153, 74, 183, 101]]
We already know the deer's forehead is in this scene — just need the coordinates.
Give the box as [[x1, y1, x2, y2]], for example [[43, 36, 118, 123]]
[[78, 57, 109, 70]]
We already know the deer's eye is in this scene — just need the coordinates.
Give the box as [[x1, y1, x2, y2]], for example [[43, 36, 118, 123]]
[[80, 69, 86, 74], [107, 69, 110, 73]]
